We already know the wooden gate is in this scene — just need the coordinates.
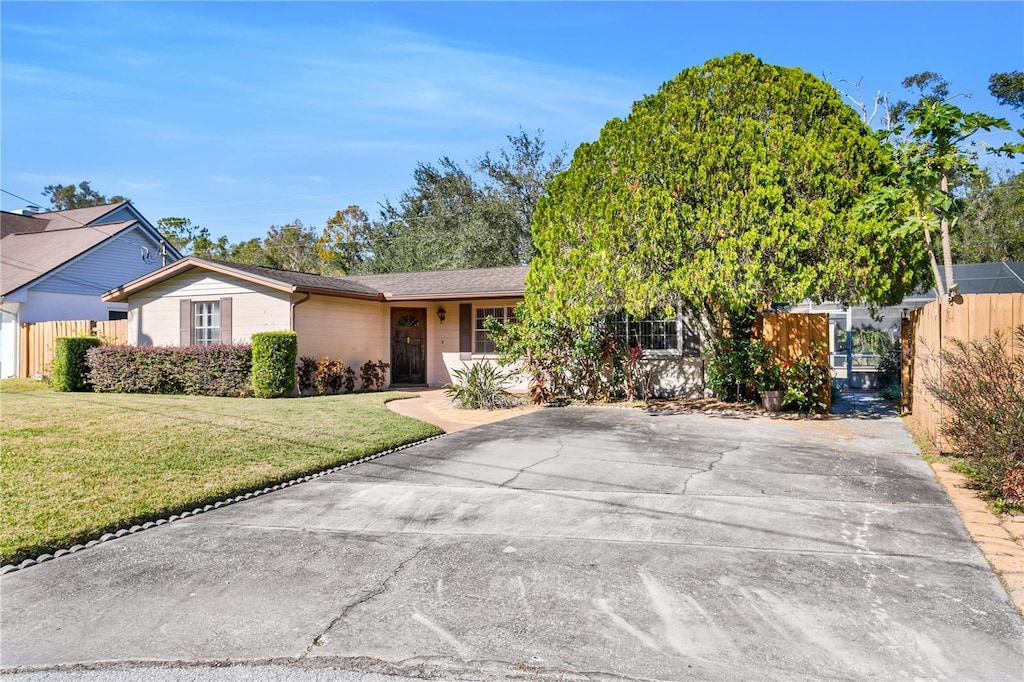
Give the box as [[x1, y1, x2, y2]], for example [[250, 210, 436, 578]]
[[753, 312, 831, 406], [18, 319, 128, 377]]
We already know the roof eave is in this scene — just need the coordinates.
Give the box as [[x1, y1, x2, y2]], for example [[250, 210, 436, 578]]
[[102, 258, 298, 302], [382, 291, 525, 302]]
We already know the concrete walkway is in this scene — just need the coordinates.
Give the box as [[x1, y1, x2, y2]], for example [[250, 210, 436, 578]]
[[2, 407, 1021, 680], [386, 388, 541, 433]]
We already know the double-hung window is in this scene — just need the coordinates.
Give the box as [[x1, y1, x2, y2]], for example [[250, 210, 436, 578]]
[[192, 301, 221, 346], [474, 305, 516, 354]]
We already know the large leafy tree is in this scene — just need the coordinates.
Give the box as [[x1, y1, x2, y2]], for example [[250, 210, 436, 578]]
[[527, 53, 927, 337], [42, 181, 126, 210], [261, 220, 321, 273], [317, 205, 370, 275], [358, 130, 565, 273]]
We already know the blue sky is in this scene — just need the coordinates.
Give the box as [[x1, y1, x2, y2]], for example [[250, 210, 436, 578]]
[[2, 1, 1022, 243]]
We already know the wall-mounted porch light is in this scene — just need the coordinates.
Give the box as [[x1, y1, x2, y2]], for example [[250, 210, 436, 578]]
[[436, 306, 446, 323]]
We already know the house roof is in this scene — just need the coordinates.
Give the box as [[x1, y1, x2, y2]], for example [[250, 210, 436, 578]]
[[2, 202, 182, 297], [345, 266, 528, 299], [102, 257, 528, 302], [2, 214, 141, 296]]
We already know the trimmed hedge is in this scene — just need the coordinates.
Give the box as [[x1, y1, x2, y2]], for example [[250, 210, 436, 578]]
[[86, 344, 253, 397], [251, 331, 298, 398], [51, 336, 102, 392]]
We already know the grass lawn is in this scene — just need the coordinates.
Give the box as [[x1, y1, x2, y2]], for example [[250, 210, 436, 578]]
[[0, 379, 442, 565]]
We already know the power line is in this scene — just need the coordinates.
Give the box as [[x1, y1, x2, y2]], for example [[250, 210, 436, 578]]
[[1, 188, 174, 258]]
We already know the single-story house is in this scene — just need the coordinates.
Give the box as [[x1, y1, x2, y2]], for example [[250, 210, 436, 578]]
[[102, 257, 704, 395], [0, 202, 183, 377]]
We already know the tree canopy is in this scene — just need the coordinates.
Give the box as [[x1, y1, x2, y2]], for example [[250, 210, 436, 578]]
[[358, 130, 565, 273], [526, 53, 928, 334], [42, 181, 126, 210]]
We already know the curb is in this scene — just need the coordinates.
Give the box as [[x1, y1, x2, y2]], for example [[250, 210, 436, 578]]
[[0, 434, 447, 576]]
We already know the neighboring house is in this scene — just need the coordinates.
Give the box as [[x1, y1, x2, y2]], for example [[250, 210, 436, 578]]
[[102, 257, 704, 395], [787, 261, 1024, 388], [1, 202, 183, 378]]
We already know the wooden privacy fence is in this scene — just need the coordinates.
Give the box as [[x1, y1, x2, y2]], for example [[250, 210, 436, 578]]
[[754, 312, 831, 406], [902, 293, 1024, 451], [18, 319, 128, 378]]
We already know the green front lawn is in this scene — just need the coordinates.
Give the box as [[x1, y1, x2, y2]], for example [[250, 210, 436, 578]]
[[0, 379, 442, 565]]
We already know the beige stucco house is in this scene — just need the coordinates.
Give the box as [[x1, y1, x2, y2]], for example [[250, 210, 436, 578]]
[[102, 257, 704, 395]]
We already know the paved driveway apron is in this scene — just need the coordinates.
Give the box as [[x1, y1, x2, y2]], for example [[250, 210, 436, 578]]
[[2, 408, 1022, 680]]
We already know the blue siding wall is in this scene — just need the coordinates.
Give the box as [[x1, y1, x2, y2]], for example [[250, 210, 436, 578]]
[[95, 205, 141, 225], [33, 227, 173, 295]]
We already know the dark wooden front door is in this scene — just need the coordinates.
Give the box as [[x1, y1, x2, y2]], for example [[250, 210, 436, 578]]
[[390, 308, 426, 384]]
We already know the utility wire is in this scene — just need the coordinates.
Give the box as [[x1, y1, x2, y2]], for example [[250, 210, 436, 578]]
[[1, 188, 174, 258]]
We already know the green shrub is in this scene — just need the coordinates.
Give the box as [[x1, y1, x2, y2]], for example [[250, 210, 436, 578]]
[[926, 326, 1024, 505], [87, 345, 252, 396], [251, 331, 298, 398], [51, 336, 102, 392], [446, 363, 518, 410]]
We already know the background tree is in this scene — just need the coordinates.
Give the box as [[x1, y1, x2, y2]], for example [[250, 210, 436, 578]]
[[42, 181, 126, 210], [954, 170, 1024, 262], [260, 220, 321, 272], [357, 130, 565, 273], [477, 129, 567, 262], [317, 205, 370, 275], [156, 217, 213, 255], [526, 53, 927, 340], [989, 71, 1024, 111]]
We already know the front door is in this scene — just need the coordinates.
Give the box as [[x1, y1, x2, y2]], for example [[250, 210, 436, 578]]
[[390, 308, 426, 384]]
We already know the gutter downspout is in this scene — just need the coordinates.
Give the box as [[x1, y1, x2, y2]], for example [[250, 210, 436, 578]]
[[290, 291, 311, 331]]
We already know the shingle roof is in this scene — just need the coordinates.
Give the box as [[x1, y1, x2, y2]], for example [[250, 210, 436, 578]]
[[190, 258, 382, 296], [1, 214, 140, 296], [345, 266, 528, 298], [104, 257, 528, 302]]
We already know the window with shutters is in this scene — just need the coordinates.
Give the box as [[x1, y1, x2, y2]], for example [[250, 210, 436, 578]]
[[474, 306, 516, 354], [192, 301, 221, 345]]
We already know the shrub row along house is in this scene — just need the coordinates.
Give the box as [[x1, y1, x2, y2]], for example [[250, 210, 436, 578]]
[[101, 257, 705, 395]]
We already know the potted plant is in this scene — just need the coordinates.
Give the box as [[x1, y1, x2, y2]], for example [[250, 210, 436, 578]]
[[751, 341, 786, 412]]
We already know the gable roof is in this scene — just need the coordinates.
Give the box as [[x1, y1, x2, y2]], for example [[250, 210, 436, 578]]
[[103, 257, 528, 302], [1, 202, 182, 297]]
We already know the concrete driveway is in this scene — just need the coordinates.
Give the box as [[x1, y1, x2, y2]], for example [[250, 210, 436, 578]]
[[2, 407, 1022, 680]]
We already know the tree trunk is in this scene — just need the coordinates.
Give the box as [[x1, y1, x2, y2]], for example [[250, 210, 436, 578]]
[[940, 172, 956, 301]]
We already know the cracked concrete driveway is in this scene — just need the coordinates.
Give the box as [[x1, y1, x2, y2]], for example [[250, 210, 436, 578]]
[[2, 407, 1022, 680]]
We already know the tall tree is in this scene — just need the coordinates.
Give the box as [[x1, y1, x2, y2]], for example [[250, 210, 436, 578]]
[[357, 130, 566, 273], [42, 181, 126, 210], [317, 206, 370, 275], [477, 129, 567, 262], [861, 74, 1019, 299], [527, 53, 927, 338], [361, 157, 521, 273], [157, 217, 211, 255], [261, 220, 321, 273]]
